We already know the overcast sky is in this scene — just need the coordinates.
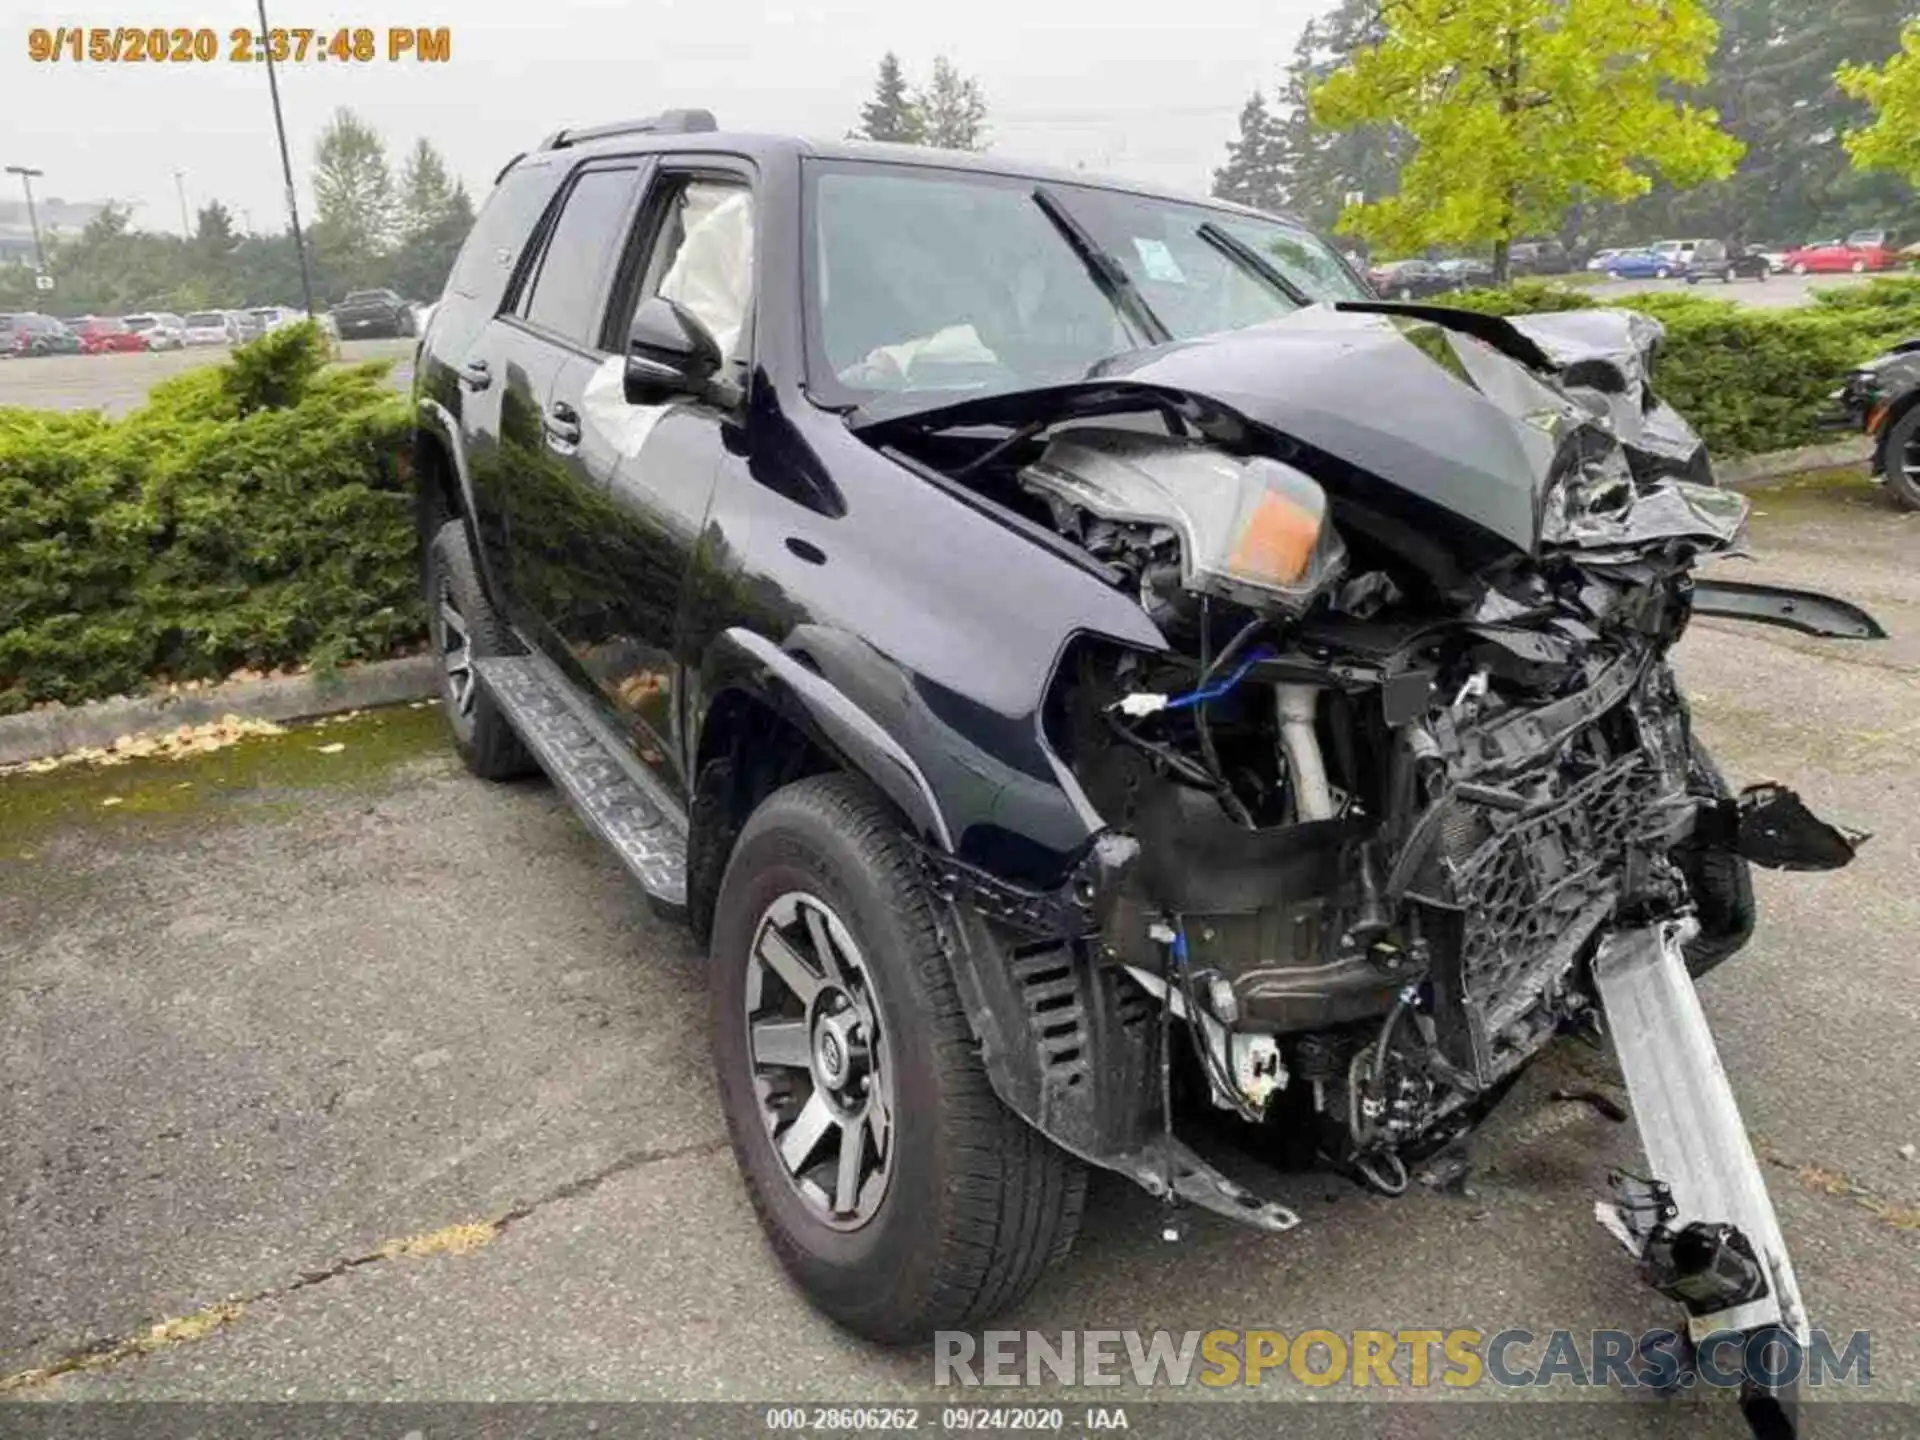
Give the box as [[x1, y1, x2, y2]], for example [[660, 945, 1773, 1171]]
[[4, 0, 1322, 234]]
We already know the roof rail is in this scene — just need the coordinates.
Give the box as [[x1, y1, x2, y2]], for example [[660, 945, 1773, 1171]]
[[538, 109, 719, 151]]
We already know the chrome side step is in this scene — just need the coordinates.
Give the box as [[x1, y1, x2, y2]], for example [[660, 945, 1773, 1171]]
[[1593, 920, 1806, 1346], [474, 655, 688, 909]]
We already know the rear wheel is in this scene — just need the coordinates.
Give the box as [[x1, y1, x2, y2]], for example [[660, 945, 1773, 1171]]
[[424, 520, 534, 780], [709, 774, 1085, 1342]]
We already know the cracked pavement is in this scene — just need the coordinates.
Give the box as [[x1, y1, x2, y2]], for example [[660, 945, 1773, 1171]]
[[0, 472, 1915, 1429]]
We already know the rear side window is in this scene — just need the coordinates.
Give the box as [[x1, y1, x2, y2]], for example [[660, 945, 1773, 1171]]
[[520, 167, 639, 348], [448, 163, 561, 306]]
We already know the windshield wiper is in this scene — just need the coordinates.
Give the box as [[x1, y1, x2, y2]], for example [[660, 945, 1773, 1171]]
[[1196, 221, 1312, 307], [1032, 185, 1171, 347]]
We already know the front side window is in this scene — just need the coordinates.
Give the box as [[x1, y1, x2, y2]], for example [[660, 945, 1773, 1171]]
[[805, 162, 1367, 408], [628, 177, 754, 363], [520, 167, 638, 345]]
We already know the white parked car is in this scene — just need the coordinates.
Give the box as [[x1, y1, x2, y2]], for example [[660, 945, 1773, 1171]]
[[181, 310, 240, 346], [122, 312, 187, 350], [248, 305, 306, 335]]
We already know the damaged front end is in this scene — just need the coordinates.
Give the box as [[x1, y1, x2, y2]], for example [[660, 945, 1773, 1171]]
[[863, 302, 1879, 1421]]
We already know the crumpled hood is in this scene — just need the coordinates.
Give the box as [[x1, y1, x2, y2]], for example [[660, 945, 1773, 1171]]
[[855, 302, 1735, 557]]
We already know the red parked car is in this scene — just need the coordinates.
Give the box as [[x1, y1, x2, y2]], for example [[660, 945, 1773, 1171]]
[[75, 316, 149, 354], [1782, 230, 1900, 275]]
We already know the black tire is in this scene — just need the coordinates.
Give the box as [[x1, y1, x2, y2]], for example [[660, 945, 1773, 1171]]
[[710, 773, 1086, 1343], [424, 519, 534, 780], [1680, 738, 1755, 979], [1880, 404, 1920, 511]]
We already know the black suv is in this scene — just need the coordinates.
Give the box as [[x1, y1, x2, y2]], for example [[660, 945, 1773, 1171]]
[[329, 288, 415, 339], [414, 112, 1876, 1359]]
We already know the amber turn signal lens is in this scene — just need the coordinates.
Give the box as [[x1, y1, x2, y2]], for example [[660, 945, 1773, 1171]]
[[1229, 490, 1323, 586]]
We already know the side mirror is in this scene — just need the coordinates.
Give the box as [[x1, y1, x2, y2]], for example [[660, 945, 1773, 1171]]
[[624, 295, 724, 406]]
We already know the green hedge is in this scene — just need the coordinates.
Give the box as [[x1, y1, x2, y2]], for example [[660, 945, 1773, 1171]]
[[0, 323, 416, 716], [1447, 278, 1920, 456]]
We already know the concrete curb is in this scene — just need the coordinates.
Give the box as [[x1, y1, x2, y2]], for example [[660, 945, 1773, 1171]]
[[0, 655, 439, 768], [1717, 438, 1872, 490]]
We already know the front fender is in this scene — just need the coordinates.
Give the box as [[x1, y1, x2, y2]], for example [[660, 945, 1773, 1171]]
[[700, 627, 953, 850]]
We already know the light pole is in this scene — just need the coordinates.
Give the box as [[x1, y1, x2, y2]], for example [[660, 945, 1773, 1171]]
[[258, 0, 316, 316], [172, 167, 192, 236], [4, 164, 47, 280]]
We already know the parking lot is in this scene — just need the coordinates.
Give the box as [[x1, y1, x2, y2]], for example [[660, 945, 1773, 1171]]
[[0, 337, 415, 415], [1584, 271, 1884, 310], [1, 459, 1915, 1428]]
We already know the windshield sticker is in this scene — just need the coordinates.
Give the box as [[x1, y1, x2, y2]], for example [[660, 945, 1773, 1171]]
[[1132, 237, 1187, 285]]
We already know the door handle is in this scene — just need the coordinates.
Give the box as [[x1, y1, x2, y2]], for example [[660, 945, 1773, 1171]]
[[457, 359, 491, 390], [543, 401, 581, 447]]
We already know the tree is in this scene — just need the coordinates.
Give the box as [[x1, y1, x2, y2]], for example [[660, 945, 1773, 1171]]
[[920, 56, 989, 150], [1212, 93, 1289, 211], [397, 138, 460, 240], [311, 107, 395, 279], [1839, 20, 1920, 185], [1269, 0, 1409, 239], [194, 201, 239, 261], [853, 52, 924, 143], [1602, 0, 1913, 251], [1311, 0, 1745, 281]]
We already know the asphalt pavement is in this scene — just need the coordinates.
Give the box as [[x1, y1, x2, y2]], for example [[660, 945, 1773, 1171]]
[[0, 473, 1915, 1432], [0, 338, 415, 416]]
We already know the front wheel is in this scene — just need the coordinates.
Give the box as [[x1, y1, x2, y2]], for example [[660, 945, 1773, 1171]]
[[1880, 404, 1920, 511], [1851, 259, 1867, 274], [709, 774, 1085, 1343], [1791, 262, 1808, 275]]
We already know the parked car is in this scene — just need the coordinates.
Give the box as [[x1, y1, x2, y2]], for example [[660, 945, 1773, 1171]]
[[248, 304, 306, 336], [1366, 258, 1460, 299], [75, 316, 150, 353], [0, 313, 83, 356], [123, 312, 186, 350], [412, 114, 1879, 1370], [1508, 239, 1571, 275], [1435, 257, 1492, 286], [1782, 234, 1898, 274], [1682, 240, 1772, 285], [329, 288, 416, 338], [181, 310, 240, 346], [1601, 248, 1678, 279], [1585, 248, 1625, 272], [1830, 338, 1920, 509], [1649, 239, 1710, 271]]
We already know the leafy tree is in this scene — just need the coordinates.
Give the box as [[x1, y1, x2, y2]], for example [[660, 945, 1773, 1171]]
[[854, 52, 924, 143], [1839, 20, 1920, 185], [920, 56, 989, 150], [311, 107, 396, 280], [1212, 93, 1289, 211], [1311, 0, 1745, 281], [1603, 0, 1913, 249]]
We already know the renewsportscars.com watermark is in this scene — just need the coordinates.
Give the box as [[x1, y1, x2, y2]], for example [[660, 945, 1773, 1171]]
[[934, 1327, 1872, 1391]]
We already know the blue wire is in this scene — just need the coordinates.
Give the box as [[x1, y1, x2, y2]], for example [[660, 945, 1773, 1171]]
[[1162, 647, 1276, 712]]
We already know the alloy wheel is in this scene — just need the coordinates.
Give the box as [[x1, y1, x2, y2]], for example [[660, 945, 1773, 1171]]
[[744, 891, 895, 1230], [435, 578, 476, 718]]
